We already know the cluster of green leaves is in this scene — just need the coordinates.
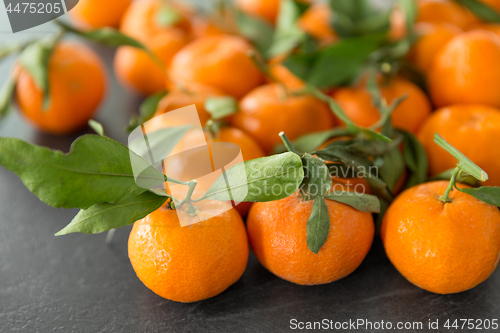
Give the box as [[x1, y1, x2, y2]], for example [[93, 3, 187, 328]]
[[0, 121, 305, 235], [280, 133, 381, 253]]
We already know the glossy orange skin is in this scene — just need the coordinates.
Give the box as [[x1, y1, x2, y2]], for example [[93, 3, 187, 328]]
[[417, 0, 478, 30], [169, 35, 265, 99], [154, 84, 224, 126], [129, 203, 249, 303], [298, 3, 337, 45], [114, 29, 189, 96], [429, 30, 500, 108], [16, 42, 106, 135], [333, 77, 432, 134], [236, 0, 281, 24], [69, 0, 131, 28], [232, 83, 335, 154], [409, 22, 463, 72], [247, 193, 374, 285], [418, 104, 500, 187], [381, 181, 500, 294]]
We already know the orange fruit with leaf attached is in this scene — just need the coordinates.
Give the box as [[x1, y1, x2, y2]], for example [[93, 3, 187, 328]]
[[114, 29, 189, 96], [236, 0, 281, 24], [333, 77, 431, 134], [428, 30, 500, 108], [231, 83, 335, 154], [16, 42, 106, 135], [69, 0, 131, 28], [128, 200, 249, 302], [381, 181, 500, 294], [298, 3, 337, 45], [153, 84, 224, 126], [409, 22, 463, 72], [247, 191, 374, 285], [417, 0, 478, 30], [119, 0, 191, 42], [169, 35, 265, 99], [418, 104, 500, 187]]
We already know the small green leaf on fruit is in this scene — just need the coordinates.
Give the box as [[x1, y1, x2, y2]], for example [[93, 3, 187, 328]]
[[325, 191, 380, 213], [307, 197, 330, 254]]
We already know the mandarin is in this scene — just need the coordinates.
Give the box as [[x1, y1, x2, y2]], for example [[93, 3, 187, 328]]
[[418, 104, 500, 187], [247, 192, 374, 285], [231, 83, 335, 154], [381, 181, 500, 294], [129, 201, 248, 302], [16, 42, 106, 134]]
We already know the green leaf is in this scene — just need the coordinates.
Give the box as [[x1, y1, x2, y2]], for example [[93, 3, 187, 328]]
[[347, 136, 402, 157], [237, 10, 275, 56], [431, 169, 480, 187], [329, 0, 391, 37], [55, 191, 167, 235], [307, 197, 330, 254], [308, 34, 386, 87], [127, 91, 167, 132], [458, 186, 500, 207], [18, 32, 61, 109], [201, 152, 304, 202], [454, 0, 500, 23], [0, 74, 16, 121], [314, 145, 374, 173], [273, 128, 352, 154], [128, 125, 192, 164], [300, 153, 332, 200], [434, 133, 488, 182], [0, 135, 165, 209], [156, 5, 182, 27], [205, 96, 238, 120], [377, 148, 405, 191], [267, 0, 308, 57], [400, 130, 428, 188], [88, 120, 104, 136], [365, 176, 395, 203], [325, 190, 380, 213]]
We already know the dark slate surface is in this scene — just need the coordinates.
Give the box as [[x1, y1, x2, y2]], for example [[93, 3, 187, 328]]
[[1, 35, 500, 333]]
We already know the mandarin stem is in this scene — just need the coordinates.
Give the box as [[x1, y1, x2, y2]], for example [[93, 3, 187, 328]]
[[441, 166, 460, 203], [279, 132, 299, 154]]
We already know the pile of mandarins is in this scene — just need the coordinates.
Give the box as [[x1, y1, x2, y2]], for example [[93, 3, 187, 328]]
[[4, 0, 500, 302]]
